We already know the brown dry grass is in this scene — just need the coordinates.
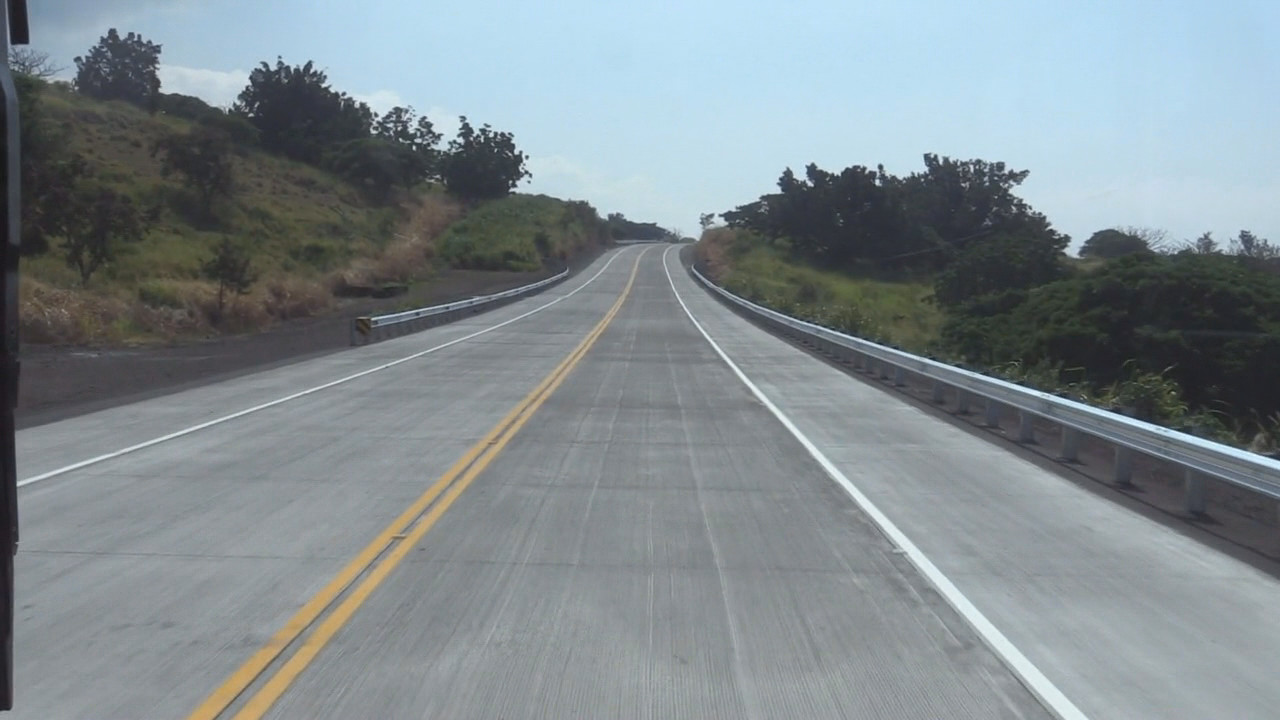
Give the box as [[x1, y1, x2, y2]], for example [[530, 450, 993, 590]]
[[20, 273, 338, 345], [261, 276, 332, 321], [330, 193, 461, 289], [20, 278, 206, 344], [695, 227, 735, 278]]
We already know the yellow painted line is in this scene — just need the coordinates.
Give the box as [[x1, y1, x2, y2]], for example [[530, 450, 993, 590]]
[[187, 249, 646, 720]]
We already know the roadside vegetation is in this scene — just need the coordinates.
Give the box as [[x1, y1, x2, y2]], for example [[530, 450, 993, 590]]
[[9, 31, 648, 345], [698, 158, 1280, 455]]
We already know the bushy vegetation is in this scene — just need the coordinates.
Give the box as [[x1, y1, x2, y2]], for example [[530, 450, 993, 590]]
[[707, 155, 1280, 452], [439, 195, 608, 272], [947, 252, 1280, 422], [606, 213, 670, 241], [698, 228, 940, 350]]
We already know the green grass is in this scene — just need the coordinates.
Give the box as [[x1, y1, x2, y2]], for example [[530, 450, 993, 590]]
[[23, 85, 605, 345], [438, 194, 605, 272], [39, 83, 402, 289], [713, 238, 943, 352]]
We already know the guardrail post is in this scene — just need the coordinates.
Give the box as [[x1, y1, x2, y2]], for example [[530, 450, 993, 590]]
[[1061, 428, 1080, 462], [956, 390, 970, 415], [1184, 469, 1207, 516], [984, 400, 1001, 427], [1018, 411, 1036, 444], [1114, 447, 1135, 486], [878, 362, 890, 381], [931, 381, 946, 404], [892, 367, 906, 387]]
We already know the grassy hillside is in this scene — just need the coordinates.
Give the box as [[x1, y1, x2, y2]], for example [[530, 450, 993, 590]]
[[696, 228, 943, 352], [20, 84, 602, 345], [440, 194, 607, 272]]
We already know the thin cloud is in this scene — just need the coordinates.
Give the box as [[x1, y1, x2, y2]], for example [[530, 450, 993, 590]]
[[158, 64, 247, 108], [351, 89, 404, 115], [526, 155, 684, 230], [31, 0, 198, 54]]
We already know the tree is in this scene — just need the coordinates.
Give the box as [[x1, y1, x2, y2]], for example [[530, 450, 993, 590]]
[[12, 73, 91, 255], [233, 58, 373, 164], [61, 188, 146, 284], [1192, 232, 1220, 255], [326, 138, 416, 203], [533, 231, 552, 259], [699, 213, 717, 231], [1079, 228, 1153, 258], [1231, 230, 1278, 260], [152, 127, 235, 215], [605, 212, 669, 240], [371, 105, 440, 187], [721, 154, 1066, 273], [440, 116, 530, 201], [1119, 226, 1171, 254], [73, 29, 162, 109], [374, 106, 441, 153], [201, 237, 257, 320], [933, 232, 1067, 309], [901, 154, 1038, 249], [8, 47, 64, 79]]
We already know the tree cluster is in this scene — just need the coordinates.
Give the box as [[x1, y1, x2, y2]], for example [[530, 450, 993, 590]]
[[73, 29, 162, 110], [230, 59, 529, 202], [722, 154, 1068, 282], [724, 154, 1280, 430], [605, 213, 669, 241], [943, 252, 1280, 421]]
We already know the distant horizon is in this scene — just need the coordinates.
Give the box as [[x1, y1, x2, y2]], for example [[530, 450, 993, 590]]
[[28, 0, 1280, 251]]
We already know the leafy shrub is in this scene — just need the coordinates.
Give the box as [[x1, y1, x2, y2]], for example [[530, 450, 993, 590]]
[[137, 280, 185, 309], [943, 253, 1280, 420], [1096, 362, 1189, 424]]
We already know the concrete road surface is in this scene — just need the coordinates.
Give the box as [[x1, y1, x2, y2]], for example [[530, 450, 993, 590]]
[[11, 244, 1280, 719]]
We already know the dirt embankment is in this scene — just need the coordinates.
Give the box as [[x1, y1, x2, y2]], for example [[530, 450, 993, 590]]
[[17, 244, 607, 429]]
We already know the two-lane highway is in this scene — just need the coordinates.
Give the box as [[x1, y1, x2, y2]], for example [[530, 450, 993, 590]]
[[12, 244, 1280, 719]]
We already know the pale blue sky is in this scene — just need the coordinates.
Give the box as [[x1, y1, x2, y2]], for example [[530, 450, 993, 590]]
[[29, 0, 1280, 249]]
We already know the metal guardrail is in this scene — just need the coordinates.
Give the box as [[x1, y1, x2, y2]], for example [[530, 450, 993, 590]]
[[689, 263, 1280, 513], [350, 268, 569, 346]]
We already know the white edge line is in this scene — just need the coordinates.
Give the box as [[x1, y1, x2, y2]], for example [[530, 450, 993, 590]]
[[19, 248, 634, 487], [660, 245, 1089, 720]]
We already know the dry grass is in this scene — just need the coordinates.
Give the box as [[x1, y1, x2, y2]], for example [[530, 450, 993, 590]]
[[330, 193, 460, 289], [261, 276, 332, 321], [20, 278, 205, 344], [695, 227, 736, 278], [404, 192, 463, 246], [21, 279, 129, 344]]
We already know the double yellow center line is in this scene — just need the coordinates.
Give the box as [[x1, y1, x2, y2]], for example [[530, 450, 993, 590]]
[[188, 249, 646, 720]]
